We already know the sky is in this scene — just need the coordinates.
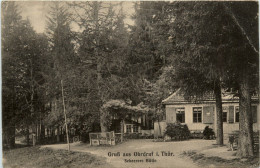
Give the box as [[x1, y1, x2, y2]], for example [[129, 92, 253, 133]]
[[17, 1, 135, 33]]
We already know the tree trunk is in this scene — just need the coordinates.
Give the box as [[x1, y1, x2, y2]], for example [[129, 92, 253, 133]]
[[36, 122, 39, 142], [57, 126, 60, 142], [7, 84, 16, 148], [6, 123, 15, 148], [100, 121, 108, 132], [93, 2, 105, 133], [121, 119, 125, 142], [214, 79, 223, 145], [157, 117, 161, 138], [61, 79, 70, 151], [40, 124, 45, 144], [100, 108, 108, 132], [145, 114, 149, 129], [26, 126, 30, 146], [237, 69, 254, 157]]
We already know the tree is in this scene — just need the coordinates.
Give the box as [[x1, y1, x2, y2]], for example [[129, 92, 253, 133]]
[[71, 2, 130, 132], [2, 2, 49, 147], [45, 1, 76, 150], [172, 2, 228, 145], [128, 2, 167, 81], [125, 2, 177, 131], [165, 1, 242, 145], [223, 2, 258, 157], [168, 1, 258, 152], [2, 1, 23, 148]]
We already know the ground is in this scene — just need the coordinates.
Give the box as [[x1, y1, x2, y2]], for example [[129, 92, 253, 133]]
[[42, 139, 238, 168], [3, 146, 112, 168], [4, 139, 259, 168]]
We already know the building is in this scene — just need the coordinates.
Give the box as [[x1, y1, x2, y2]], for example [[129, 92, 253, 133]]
[[110, 115, 154, 135], [102, 99, 154, 136], [154, 89, 259, 138]]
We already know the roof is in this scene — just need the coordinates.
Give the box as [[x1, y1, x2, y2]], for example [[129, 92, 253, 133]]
[[162, 89, 259, 105]]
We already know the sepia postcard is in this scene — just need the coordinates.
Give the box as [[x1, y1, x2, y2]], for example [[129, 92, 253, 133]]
[[1, 1, 259, 168]]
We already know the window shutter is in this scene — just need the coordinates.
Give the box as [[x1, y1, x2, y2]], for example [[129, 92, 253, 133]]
[[251, 106, 257, 123], [228, 106, 234, 123], [166, 106, 176, 123], [203, 106, 214, 124]]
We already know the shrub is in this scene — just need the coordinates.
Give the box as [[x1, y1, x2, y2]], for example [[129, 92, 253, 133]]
[[164, 122, 190, 140], [124, 133, 141, 139], [203, 126, 215, 139], [81, 131, 89, 143]]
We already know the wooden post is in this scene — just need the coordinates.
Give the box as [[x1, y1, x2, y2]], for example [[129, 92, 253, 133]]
[[121, 119, 125, 142], [57, 126, 60, 142], [90, 133, 92, 146], [61, 79, 70, 152], [32, 133, 36, 146]]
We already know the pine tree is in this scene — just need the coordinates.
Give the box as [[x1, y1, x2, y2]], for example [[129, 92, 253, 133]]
[[168, 1, 258, 151], [2, 1, 49, 146], [71, 2, 130, 132], [2, 1, 23, 148], [45, 2, 76, 149]]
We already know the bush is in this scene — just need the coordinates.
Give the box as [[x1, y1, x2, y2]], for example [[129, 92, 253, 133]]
[[124, 133, 154, 139], [164, 122, 190, 141], [80, 131, 89, 143], [203, 126, 215, 139], [124, 133, 141, 139]]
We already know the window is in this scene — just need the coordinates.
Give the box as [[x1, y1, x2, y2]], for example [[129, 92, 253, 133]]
[[235, 106, 239, 122], [176, 108, 185, 123], [133, 125, 138, 133], [126, 125, 131, 133], [193, 107, 202, 123], [222, 107, 228, 122]]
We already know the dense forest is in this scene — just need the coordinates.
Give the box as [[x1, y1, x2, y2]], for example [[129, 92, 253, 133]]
[[2, 1, 258, 157]]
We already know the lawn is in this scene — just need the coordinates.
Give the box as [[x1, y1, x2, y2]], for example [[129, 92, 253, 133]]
[[182, 150, 260, 168], [3, 146, 113, 168]]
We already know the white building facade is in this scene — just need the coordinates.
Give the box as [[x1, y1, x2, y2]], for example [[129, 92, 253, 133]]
[[154, 89, 259, 138]]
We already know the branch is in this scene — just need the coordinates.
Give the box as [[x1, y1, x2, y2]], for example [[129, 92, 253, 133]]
[[223, 3, 258, 54]]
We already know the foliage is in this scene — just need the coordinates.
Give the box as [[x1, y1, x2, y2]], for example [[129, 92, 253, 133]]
[[164, 122, 190, 140], [170, 1, 258, 96], [143, 66, 177, 121], [203, 126, 215, 139], [168, 1, 258, 153], [2, 1, 50, 146], [102, 99, 150, 113], [2, 2, 258, 156], [101, 99, 150, 129], [127, 2, 178, 123], [68, 2, 132, 132]]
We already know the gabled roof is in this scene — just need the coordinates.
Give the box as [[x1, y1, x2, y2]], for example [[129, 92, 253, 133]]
[[162, 89, 259, 105]]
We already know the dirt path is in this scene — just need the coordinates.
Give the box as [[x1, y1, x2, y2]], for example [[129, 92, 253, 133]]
[[42, 139, 215, 168]]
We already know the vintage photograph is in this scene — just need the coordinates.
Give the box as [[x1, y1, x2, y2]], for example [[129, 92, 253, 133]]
[[1, 1, 259, 168]]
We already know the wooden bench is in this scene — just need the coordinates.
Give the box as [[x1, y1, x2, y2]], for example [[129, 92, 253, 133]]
[[89, 131, 116, 146]]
